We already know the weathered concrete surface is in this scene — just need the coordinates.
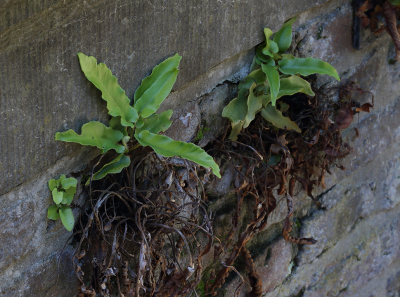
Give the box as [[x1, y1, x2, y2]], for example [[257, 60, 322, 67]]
[[263, 143, 400, 297], [0, 147, 96, 296], [0, 0, 331, 196], [2, 0, 400, 296]]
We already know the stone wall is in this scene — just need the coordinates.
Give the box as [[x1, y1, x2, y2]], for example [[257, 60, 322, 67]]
[[1, 0, 400, 296]]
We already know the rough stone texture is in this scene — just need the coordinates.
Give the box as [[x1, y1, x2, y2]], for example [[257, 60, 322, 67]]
[[257, 239, 294, 293], [2, 0, 400, 296], [0, 146, 97, 296]]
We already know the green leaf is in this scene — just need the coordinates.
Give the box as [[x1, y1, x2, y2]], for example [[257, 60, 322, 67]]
[[262, 93, 272, 107], [279, 57, 340, 81], [59, 206, 74, 231], [263, 27, 274, 40], [109, 116, 128, 136], [134, 54, 181, 118], [228, 121, 244, 141], [273, 18, 296, 53], [86, 153, 131, 185], [238, 69, 266, 99], [52, 188, 64, 204], [222, 96, 248, 125], [389, 0, 400, 5], [55, 121, 125, 154], [61, 177, 77, 190], [243, 83, 264, 128], [77, 53, 138, 127], [135, 110, 173, 135], [281, 54, 295, 60], [265, 58, 276, 66], [134, 54, 181, 102], [243, 69, 267, 87], [255, 44, 270, 62], [256, 84, 264, 92], [280, 102, 290, 112], [47, 205, 60, 220], [48, 179, 58, 191], [262, 75, 315, 106], [61, 196, 67, 204], [262, 28, 279, 57], [261, 104, 301, 132], [135, 131, 221, 178], [63, 187, 76, 205], [267, 153, 282, 166], [136, 117, 145, 128], [250, 56, 261, 72], [261, 64, 280, 106], [278, 75, 315, 97], [134, 69, 179, 118]]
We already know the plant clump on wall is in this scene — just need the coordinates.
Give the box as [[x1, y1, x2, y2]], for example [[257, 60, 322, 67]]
[[49, 19, 374, 297]]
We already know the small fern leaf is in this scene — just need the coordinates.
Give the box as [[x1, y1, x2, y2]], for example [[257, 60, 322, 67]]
[[135, 110, 173, 135], [261, 104, 301, 133], [55, 121, 125, 154], [278, 57, 340, 81], [86, 153, 130, 185], [134, 54, 181, 118], [135, 131, 221, 178], [59, 206, 74, 231], [77, 53, 138, 127]]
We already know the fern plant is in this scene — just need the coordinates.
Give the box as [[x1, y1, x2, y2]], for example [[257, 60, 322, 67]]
[[222, 18, 340, 140], [55, 53, 220, 186], [47, 175, 77, 231]]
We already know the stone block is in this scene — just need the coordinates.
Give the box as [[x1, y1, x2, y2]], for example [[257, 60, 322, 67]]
[[0, 250, 76, 297], [0, 147, 96, 295]]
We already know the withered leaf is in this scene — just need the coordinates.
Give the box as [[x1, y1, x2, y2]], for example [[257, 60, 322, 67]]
[[323, 116, 334, 130], [383, 1, 400, 61], [335, 105, 353, 129], [355, 103, 373, 113], [304, 130, 320, 147], [324, 146, 340, 157], [278, 172, 286, 195], [354, 127, 360, 137], [320, 173, 326, 189], [270, 134, 288, 154], [76, 250, 86, 260]]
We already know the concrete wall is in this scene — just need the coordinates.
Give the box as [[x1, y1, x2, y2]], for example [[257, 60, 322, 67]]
[[1, 0, 400, 296]]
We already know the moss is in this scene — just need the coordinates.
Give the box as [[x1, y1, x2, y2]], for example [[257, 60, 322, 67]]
[[197, 265, 217, 296], [295, 218, 301, 229], [195, 124, 211, 142], [196, 280, 206, 297]]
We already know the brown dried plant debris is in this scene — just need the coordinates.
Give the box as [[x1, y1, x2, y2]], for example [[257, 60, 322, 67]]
[[202, 82, 373, 296], [242, 247, 263, 297], [73, 151, 217, 297], [356, 0, 400, 61]]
